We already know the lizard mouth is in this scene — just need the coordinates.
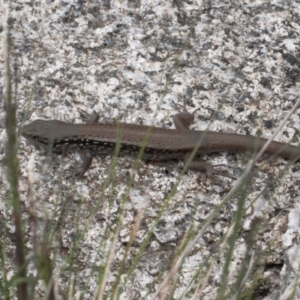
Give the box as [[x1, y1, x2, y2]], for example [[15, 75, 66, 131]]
[[23, 133, 49, 148]]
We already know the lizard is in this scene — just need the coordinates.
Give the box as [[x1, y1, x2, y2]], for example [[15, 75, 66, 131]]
[[22, 109, 300, 179]]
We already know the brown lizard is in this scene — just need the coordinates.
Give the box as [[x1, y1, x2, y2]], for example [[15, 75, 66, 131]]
[[22, 110, 300, 178]]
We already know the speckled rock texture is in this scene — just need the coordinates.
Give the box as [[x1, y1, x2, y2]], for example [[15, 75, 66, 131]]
[[1, 0, 300, 299]]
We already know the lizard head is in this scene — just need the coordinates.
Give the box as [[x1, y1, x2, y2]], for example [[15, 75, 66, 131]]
[[22, 120, 56, 149]]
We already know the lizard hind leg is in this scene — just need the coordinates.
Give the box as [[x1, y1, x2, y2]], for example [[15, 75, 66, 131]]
[[172, 101, 200, 130], [183, 152, 236, 181]]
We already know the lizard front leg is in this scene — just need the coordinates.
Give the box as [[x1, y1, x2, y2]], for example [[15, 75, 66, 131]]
[[68, 111, 99, 178]]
